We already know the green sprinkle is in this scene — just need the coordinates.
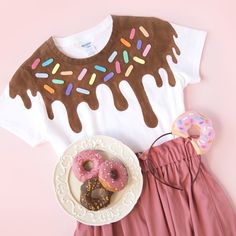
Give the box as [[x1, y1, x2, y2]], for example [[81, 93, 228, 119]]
[[52, 79, 64, 85], [123, 50, 129, 64]]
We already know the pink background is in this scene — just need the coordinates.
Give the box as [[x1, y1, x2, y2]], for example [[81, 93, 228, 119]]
[[0, 0, 236, 235]]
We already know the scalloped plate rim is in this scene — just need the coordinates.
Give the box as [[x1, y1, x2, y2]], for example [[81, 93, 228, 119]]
[[53, 135, 143, 226]]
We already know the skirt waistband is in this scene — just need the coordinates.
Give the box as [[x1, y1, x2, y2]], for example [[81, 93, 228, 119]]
[[136, 137, 201, 191]]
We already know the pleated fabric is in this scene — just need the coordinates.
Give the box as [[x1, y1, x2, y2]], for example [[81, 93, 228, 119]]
[[74, 137, 236, 236]]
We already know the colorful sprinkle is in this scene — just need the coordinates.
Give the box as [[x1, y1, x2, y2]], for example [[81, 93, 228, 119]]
[[120, 38, 131, 47], [94, 65, 107, 72], [42, 58, 54, 67], [108, 51, 118, 63], [76, 87, 90, 95], [52, 63, 60, 74], [31, 58, 40, 70], [52, 79, 64, 85], [178, 120, 183, 125], [125, 65, 134, 77], [60, 71, 73, 75], [89, 73, 96, 85], [104, 72, 114, 82], [143, 44, 151, 57], [196, 117, 203, 121], [133, 56, 145, 64], [78, 68, 87, 81], [137, 40, 142, 50], [65, 83, 73, 96], [44, 84, 55, 94], [115, 61, 121, 74], [130, 28, 136, 40], [35, 73, 48, 78], [123, 50, 129, 64], [139, 26, 149, 37]]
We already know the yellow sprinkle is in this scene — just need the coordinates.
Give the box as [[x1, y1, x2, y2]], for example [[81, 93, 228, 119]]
[[60, 71, 73, 75], [139, 26, 149, 37], [125, 65, 134, 77], [133, 56, 145, 64], [120, 38, 131, 47], [44, 84, 55, 94], [52, 63, 60, 74], [89, 73, 96, 85]]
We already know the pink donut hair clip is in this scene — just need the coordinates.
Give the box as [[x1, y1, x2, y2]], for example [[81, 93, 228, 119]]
[[172, 111, 215, 155]]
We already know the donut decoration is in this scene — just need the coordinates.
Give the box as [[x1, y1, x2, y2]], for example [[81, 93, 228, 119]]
[[172, 111, 215, 155], [71, 150, 129, 211]]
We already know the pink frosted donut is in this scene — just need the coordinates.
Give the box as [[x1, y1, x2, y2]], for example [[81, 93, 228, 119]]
[[172, 111, 215, 154], [99, 160, 128, 192], [72, 150, 104, 183]]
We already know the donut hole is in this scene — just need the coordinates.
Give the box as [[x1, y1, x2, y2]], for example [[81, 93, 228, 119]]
[[187, 125, 201, 139], [91, 188, 107, 199], [110, 169, 119, 180], [83, 160, 94, 171]]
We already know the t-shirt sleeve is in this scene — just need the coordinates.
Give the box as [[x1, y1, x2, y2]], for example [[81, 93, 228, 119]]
[[170, 22, 207, 87], [0, 66, 47, 147]]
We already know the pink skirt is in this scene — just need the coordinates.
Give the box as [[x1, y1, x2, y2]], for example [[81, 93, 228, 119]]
[[75, 137, 236, 236]]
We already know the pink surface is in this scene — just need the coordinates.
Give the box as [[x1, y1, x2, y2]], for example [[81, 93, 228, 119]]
[[0, 0, 235, 235]]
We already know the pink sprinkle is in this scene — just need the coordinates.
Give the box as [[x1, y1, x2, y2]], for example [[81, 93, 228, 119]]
[[115, 61, 121, 74], [129, 28, 136, 40], [31, 58, 40, 70], [78, 68, 87, 81], [143, 44, 152, 57]]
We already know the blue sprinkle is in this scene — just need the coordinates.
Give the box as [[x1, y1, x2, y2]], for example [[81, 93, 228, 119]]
[[65, 83, 73, 96], [104, 72, 114, 82], [178, 120, 183, 125], [94, 65, 107, 72], [108, 51, 118, 63], [76, 87, 90, 95], [137, 40, 142, 50], [42, 58, 54, 67]]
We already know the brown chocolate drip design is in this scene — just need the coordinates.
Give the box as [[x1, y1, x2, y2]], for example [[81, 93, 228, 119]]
[[9, 16, 180, 133]]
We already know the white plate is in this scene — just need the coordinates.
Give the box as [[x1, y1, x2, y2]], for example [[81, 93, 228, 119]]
[[54, 135, 143, 226]]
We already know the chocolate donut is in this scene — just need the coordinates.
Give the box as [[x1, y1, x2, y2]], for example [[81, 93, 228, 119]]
[[80, 177, 113, 211]]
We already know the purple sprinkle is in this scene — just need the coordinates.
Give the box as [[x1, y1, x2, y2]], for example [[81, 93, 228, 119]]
[[104, 72, 114, 82], [66, 83, 73, 96], [137, 40, 142, 50], [178, 120, 183, 125], [197, 116, 203, 120]]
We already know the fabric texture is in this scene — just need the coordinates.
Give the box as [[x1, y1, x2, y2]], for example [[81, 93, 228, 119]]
[[75, 137, 236, 236]]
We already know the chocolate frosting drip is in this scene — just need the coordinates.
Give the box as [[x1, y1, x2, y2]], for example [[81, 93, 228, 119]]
[[9, 16, 180, 133], [109, 83, 129, 111]]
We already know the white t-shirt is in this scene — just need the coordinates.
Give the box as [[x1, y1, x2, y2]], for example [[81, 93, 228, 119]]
[[0, 15, 207, 157]]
